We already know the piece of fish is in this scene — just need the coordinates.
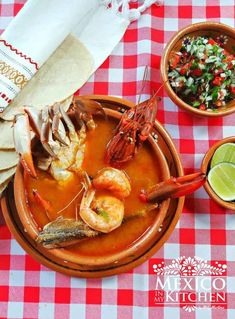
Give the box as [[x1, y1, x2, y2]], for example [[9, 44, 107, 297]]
[[36, 210, 152, 249], [36, 218, 99, 249]]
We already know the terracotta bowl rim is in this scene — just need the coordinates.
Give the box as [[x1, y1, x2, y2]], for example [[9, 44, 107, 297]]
[[201, 136, 235, 211], [161, 21, 235, 118], [14, 102, 172, 267]]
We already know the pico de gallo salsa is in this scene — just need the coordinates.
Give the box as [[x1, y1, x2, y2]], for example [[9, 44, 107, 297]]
[[168, 36, 235, 111]]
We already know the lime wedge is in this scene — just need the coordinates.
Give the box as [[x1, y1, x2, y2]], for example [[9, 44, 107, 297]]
[[208, 162, 235, 201], [211, 143, 235, 168]]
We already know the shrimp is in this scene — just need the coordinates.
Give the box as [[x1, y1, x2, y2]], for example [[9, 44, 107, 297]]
[[80, 189, 124, 233], [93, 167, 131, 199], [79, 167, 131, 233]]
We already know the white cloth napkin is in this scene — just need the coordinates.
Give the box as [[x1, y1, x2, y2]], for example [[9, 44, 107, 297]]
[[0, 0, 160, 112]]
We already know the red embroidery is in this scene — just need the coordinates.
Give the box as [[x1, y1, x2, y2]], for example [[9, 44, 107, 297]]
[[0, 39, 39, 70], [0, 92, 12, 104]]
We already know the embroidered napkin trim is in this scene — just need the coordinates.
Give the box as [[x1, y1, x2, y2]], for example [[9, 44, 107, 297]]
[[0, 39, 39, 70], [0, 39, 38, 111]]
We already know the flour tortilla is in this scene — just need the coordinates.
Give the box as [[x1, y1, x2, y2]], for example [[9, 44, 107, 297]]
[[0, 150, 18, 170], [0, 166, 16, 185], [0, 166, 16, 194], [0, 120, 14, 149], [1, 34, 93, 121], [0, 177, 12, 194]]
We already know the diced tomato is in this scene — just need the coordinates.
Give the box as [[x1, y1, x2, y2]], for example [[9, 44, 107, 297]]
[[199, 104, 206, 110], [182, 51, 189, 63], [179, 68, 187, 75], [191, 69, 202, 77], [169, 54, 181, 69], [212, 76, 223, 86], [230, 86, 235, 95], [179, 62, 192, 75], [223, 49, 230, 56], [215, 100, 222, 107], [208, 38, 216, 45], [225, 55, 235, 69], [223, 54, 234, 63]]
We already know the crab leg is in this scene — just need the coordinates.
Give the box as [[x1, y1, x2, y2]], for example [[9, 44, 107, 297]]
[[74, 98, 106, 117], [73, 98, 106, 130], [74, 100, 95, 130], [13, 114, 37, 178], [49, 103, 68, 146], [59, 104, 78, 142], [24, 107, 42, 138], [40, 108, 57, 158], [139, 172, 206, 203], [72, 108, 85, 129]]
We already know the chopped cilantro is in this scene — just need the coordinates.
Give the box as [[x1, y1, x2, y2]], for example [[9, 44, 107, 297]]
[[97, 208, 109, 222]]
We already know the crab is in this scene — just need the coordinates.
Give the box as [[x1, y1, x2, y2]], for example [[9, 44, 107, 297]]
[[13, 97, 105, 182]]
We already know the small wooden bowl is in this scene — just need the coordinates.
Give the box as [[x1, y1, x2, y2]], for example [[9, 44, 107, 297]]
[[161, 22, 235, 118], [13, 101, 172, 270], [201, 136, 235, 210]]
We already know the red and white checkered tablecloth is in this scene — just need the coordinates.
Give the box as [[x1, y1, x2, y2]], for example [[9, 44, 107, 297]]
[[1, 1, 235, 319]]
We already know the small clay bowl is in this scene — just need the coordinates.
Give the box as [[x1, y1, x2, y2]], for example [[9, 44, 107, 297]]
[[2, 95, 184, 277], [201, 136, 235, 210], [161, 22, 235, 118], [14, 101, 171, 270]]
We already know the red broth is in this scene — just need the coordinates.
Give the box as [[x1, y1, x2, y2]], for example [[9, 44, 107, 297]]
[[24, 117, 163, 256]]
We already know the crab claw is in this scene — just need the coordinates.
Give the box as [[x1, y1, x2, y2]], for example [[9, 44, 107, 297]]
[[13, 114, 37, 178], [73, 97, 106, 130], [139, 172, 206, 203], [49, 103, 68, 146], [73, 97, 105, 117]]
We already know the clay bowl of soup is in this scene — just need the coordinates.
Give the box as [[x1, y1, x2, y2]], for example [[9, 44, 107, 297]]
[[161, 22, 235, 117], [14, 96, 173, 271], [201, 136, 235, 210]]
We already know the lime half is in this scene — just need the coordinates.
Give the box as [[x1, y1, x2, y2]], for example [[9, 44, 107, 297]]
[[208, 162, 235, 201], [211, 143, 235, 168]]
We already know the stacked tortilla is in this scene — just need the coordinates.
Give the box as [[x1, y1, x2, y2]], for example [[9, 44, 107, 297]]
[[0, 121, 18, 193]]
